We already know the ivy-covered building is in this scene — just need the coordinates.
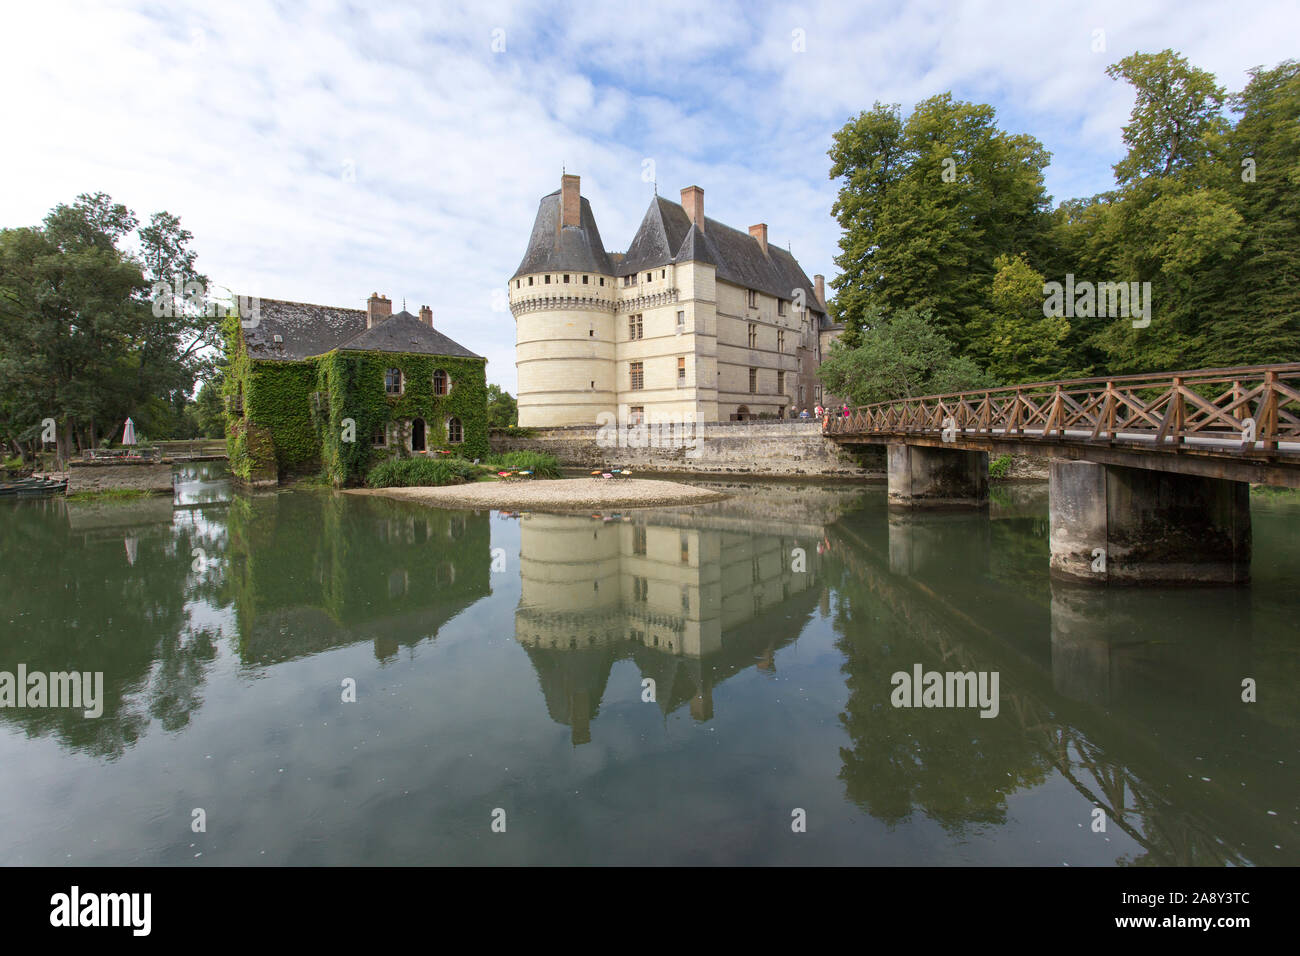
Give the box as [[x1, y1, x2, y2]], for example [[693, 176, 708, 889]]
[[226, 293, 488, 486]]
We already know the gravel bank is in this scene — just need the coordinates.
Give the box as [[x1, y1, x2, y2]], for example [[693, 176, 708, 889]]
[[345, 477, 729, 511]]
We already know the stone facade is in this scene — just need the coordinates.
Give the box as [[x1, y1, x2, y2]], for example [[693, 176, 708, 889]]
[[510, 175, 837, 428]]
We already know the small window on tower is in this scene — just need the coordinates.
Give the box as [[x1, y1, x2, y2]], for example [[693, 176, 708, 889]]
[[563, 274, 570, 283], [527, 277, 533, 286], [600, 278, 605, 286], [545, 275, 551, 284], [582, 275, 589, 284]]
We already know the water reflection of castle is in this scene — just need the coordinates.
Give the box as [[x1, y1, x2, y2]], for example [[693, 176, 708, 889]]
[[515, 513, 824, 743]]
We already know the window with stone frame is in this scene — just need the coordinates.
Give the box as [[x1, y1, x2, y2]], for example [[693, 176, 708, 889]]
[[628, 313, 643, 340], [385, 368, 403, 395], [629, 362, 644, 390], [433, 369, 449, 395], [446, 417, 463, 443]]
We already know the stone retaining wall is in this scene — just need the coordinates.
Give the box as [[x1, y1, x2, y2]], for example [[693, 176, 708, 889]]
[[491, 421, 883, 477], [66, 460, 174, 493]]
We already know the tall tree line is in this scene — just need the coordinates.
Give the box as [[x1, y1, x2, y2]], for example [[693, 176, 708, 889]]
[[820, 51, 1300, 406]]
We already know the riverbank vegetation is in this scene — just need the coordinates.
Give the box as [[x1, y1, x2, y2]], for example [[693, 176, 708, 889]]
[[821, 51, 1299, 406], [365, 450, 561, 488]]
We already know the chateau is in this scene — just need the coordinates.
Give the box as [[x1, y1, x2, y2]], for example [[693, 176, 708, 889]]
[[509, 174, 842, 427]]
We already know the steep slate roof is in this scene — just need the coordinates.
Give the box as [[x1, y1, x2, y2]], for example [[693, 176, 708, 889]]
[[243, 299, 482, 362], [340, 310, 483, 358], [618, 196, 827, 323], [511, 189, 614, 278]]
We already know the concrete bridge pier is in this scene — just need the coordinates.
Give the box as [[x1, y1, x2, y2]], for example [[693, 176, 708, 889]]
[[887, 443, 988, 509], [1049, 460, 1251, 586]]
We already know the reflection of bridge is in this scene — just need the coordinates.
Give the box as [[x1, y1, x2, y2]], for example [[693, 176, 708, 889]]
[[825, 364, 1300, 585], [824, 516, 1295, 865]]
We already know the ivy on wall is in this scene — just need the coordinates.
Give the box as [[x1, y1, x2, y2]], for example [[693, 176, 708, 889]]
[[222, 306, 488, 487], [317, 350, 489, 486]]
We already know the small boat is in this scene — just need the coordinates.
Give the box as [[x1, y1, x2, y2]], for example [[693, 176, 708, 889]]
[[601, 472, 613, 479], [0, 477, 67, 498]]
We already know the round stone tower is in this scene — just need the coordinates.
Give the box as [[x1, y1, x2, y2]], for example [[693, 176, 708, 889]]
[[509, 174, 617, 427]]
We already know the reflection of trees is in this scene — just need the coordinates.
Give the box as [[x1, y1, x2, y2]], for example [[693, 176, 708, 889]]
[[222, 492, 491, 664], [0, 497, 221, 758], [823, 517, 1260, 864], [827, 550, 1050, 831]]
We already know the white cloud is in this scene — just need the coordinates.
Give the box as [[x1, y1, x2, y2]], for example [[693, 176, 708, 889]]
[[1, 0, 1295, 394]]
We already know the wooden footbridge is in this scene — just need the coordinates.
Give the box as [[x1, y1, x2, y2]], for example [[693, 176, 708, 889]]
[[822, 364, 1300, 585], [824, 363, 1300, 487]]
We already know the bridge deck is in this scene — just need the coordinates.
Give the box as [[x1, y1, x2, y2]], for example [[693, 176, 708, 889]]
[[825, 363, 1300, 487]]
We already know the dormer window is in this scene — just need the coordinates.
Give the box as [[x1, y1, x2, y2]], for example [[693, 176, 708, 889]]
[[528, 276, 533, 286], [777, 299, 786, 315], [385, 368, 403, 395]]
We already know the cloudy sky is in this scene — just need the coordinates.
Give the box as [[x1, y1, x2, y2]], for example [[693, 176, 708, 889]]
[[2, 0, 1295, 393]]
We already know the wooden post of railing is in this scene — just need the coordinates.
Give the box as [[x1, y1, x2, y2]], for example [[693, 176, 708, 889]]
[[1010, 389, 1023, 436], [1045, 385, 1064, 438], [1259, 370, 1279, 452]]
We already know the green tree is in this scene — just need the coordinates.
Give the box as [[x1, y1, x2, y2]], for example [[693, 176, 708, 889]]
[[985, 254, 1072, 383], [1106, 49, 1228, 183], [0, 193, 213, 462], [817, 307, 989, 407], [828, 96, 1052, 353], [486, 383, 518, 428]]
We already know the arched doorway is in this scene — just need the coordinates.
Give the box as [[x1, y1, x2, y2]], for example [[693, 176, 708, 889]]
[[734, 405, 750, 421], [411, 418, 426, 452]]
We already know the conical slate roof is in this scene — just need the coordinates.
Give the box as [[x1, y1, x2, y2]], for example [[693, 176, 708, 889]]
[[511, 190, 614, 278]]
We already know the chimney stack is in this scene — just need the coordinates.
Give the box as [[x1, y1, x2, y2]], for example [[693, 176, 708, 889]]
[[419, 305, 433, 327], [681, 186, 704, 230], [367, 292, 392, 329], [749, 223, 768, 255], [814, 275, 825, 308], [561, 174, 581, 228]]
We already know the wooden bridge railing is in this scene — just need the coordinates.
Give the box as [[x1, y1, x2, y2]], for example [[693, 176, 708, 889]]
[[823, 363, 1300, 453]]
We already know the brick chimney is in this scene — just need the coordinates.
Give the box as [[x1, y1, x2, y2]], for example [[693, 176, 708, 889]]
[[367, 292, 392, 329], [561, 174, 581, 228], [419, 305, 433, 327], [814, 275, 825, 308], [749, 223, 768, 255], [681, 186, 704, 230]]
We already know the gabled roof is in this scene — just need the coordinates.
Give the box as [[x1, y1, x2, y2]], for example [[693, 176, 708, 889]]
[[243, 299, 482, 362], [340, 310, 483, 359], [244, 298, 366, 361], [511, 189, 614, 278]]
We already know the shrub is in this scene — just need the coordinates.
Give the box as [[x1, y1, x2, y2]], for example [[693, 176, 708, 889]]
[[366, 456, 477, 488], [988, 454, 1014, 479], [485, 450, 560, 478], [3, 456, 23, 470]]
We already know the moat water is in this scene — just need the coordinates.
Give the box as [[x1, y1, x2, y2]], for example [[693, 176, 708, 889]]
[[1, 462, 1296, 865]]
